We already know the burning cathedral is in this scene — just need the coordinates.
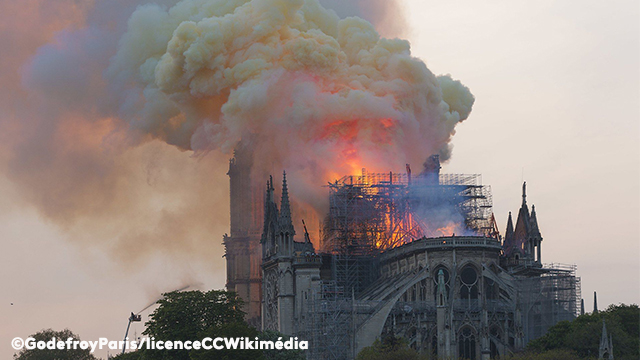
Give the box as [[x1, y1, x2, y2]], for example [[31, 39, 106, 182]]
[[224, 152, 581, 360]]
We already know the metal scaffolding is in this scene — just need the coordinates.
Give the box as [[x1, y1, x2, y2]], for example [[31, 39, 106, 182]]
[[321, 169, 498, 257], [300, 282, 354, 360], [517, 263, 581, 343]]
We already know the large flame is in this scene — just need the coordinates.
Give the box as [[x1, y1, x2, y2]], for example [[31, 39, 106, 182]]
[[321, 169, 478, 253]]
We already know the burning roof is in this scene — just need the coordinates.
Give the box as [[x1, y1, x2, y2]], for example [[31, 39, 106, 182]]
[[321, 157, 499, 254]]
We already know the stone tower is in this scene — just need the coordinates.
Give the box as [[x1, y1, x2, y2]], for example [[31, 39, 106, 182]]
[[261, 172, 321, 334], [223, 141, 264, 327]]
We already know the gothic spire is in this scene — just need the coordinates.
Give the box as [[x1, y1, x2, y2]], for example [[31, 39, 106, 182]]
[[280, 171, 293, 229], [522, 181, 527, 206], [600, 320, 608, 345], [594, 291, 599, 313], [262, 175, 278, 243], [529, 205, 542, 238], [609, 333, 614, 357], [599, 320, 614, 359], [505, 212, 514, 240]]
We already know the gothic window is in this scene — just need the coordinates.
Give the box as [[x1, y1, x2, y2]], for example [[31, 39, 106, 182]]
[[458, 327, 476, 360], [460, 265, 478, 301], [284, 232, 290, 253], [419, 279, 427, 301]]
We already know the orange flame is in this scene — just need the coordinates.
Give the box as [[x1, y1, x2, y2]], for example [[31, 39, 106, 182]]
[[435, 222, 461, 237]]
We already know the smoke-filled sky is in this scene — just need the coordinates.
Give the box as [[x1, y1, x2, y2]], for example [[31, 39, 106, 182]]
[[1, 0, 638, 359]]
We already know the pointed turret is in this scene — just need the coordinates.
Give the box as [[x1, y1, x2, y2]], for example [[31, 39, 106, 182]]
[[581, 299, 585, 316], [279, 171, 294, 234], [600, 320, 608, 346], [522, 181, 527, 206], [503, 212, 516, 255], [599, 320, 614, 359], [268, 175, 274, 202], [594, 291, 599, 313], [505, 212, 514, 242], [262, 176, 278, 244], [263, 177, 276, 234], [529, 205, 542, 238]]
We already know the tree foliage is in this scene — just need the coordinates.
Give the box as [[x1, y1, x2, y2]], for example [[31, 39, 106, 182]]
[[526, 304, 639, 360], [111, 289, 250, 360], [144, 290, 246, 342], [13, 328, 98, 360], [356, 334, 431, 360]]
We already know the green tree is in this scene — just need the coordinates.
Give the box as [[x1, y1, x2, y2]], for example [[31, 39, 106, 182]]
[[13, 328, 98, 360], [526, 304, 639, 360], [188, 322, 262, 360], [356, 334, 431, 360], [112, 289, 270, 360], [144, 290, 246, 342]]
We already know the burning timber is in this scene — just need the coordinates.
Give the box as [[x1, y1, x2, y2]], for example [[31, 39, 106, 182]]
[[224, 155, 581, 360]]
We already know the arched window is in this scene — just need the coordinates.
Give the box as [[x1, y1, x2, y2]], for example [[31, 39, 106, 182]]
[[284, 232, 290, 253], [419, 279, 427, 301], [458, 327, 476, 360], [460, 265, 478, 301]]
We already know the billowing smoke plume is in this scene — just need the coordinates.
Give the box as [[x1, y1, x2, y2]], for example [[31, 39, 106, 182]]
[[109, 0, 474, 210], [0, 0, 473, 266]]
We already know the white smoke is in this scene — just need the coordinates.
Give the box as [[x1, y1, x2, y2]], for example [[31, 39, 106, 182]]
[[107, 0, 474, 210]]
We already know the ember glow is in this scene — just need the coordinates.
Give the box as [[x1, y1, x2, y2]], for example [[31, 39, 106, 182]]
[[435, 222, 463, 237]]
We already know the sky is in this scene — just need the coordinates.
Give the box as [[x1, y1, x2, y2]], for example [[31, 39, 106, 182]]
[[0, 0, 638, 359]]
